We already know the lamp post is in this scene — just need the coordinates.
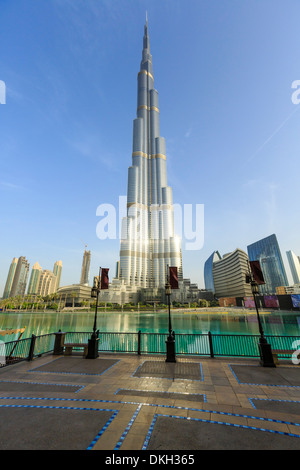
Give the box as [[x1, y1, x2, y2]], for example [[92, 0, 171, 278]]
[[165, 280, 176, 363], [249, 277, 275, 367], [86, 267, 101, 359]]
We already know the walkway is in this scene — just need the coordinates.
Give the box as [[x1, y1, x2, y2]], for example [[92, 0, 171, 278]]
[[0, 353, 300, 451]]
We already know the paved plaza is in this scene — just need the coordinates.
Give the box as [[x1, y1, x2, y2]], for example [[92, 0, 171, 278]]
[[0, 353, 300, 451]]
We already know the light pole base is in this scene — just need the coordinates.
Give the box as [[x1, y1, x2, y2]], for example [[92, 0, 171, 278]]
[[86, 336, 99, 359], [166, 337, 176, 363], [258, 341, 276, 367]]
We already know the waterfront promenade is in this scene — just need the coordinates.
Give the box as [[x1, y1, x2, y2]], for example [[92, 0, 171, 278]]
[[1, 352, 300, 451]]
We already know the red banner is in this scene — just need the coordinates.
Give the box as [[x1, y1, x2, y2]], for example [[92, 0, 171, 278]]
[[169, 266, 179, 289], [250, 260, 265, 285], [101, 268, 109, 289]]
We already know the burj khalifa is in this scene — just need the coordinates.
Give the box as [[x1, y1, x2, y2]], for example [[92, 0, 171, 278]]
[[119, 17, 183, 290]]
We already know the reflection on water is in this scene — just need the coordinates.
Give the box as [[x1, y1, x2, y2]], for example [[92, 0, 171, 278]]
[[0, 311, 300, 342]]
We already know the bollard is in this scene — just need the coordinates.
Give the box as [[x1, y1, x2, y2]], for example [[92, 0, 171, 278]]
[[137, 330, 141, 355], [53, 330, 66, 355], [208, 331, 214, 358], [27, 334, 36, 361]]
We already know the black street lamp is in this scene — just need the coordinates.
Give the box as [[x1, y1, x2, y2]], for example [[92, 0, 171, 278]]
[[247, 275, 275, 367], [165, 280, 176, 363], [86, 267, 101, 359]]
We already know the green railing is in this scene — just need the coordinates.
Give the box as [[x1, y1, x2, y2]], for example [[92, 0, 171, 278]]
[[1, 331, 299, 367]]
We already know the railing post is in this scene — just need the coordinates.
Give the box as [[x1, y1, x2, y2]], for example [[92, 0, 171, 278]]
[[27, 334, 36, 361], [53, 330, 66, 355], [137, 330, 141, 355], [208, 331, 214, 358]]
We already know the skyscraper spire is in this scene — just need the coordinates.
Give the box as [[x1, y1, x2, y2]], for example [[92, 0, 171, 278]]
[[119, 21, 183, 290]]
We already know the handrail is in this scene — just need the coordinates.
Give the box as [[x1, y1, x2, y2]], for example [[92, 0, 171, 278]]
[[0, 331, 299, 368]]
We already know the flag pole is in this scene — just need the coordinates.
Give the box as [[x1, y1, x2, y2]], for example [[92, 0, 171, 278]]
[[86, 266, 101, 359], [165, 265, 176, 363], [246, 261, 275, 367]]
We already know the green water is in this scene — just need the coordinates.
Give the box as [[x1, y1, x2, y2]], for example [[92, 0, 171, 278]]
[[1, 310, 300, 343]]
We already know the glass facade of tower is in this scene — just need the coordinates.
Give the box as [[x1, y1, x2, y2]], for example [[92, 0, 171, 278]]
[[119, 20, 182, 289], [204, 251, 221, 293], [286, 250, 300, 285], [247, 234, 288, 295]]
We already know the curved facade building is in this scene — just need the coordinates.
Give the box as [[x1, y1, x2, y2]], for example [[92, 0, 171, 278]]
[[204, 251, 221, 293], [119, 19, 182, 288], [205, 249, 252, 298]]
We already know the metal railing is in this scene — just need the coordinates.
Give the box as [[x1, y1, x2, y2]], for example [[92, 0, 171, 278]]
[[1, 331, 299, 367]]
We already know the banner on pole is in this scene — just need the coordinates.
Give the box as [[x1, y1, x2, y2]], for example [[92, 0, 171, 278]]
[[169, 266, 179, 289], [101, 268, 109, 289], [250, 260, 265, 285]]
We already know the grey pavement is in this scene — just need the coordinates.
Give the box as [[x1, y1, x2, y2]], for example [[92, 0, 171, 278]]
[[0, 353, 300, 451]]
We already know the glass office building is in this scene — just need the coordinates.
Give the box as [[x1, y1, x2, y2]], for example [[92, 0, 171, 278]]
[[204, 251, 221, 293], [247, 234, 288, 295]]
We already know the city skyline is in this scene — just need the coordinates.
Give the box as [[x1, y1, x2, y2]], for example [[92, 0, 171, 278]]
[[1, 1, 300, 295]]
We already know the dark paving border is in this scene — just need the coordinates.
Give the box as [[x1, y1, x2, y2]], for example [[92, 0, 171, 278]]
[[0, 380, 84, 393], [0, 404, 118, 450], [28, 357, 120, 376], [132, 361, 203, 381], [249, 397, 300, 416], [143, 414, 300, 450], [229, 364, 300, 387], [115, 388, 206, 402]]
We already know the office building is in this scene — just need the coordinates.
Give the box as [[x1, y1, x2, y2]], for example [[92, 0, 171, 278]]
[[247, 234, 288, 295], [204, 251, 221, 293], [286, 250, 300, 285], [205, 249, 252, 298]]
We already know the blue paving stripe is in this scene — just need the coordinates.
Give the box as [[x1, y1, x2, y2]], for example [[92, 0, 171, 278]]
[[2, 396, 300, 427], [0, 379, 85, 392], [114, 404, 143, 450], [228, 363, 300, 388], [142, 414, 158, 450], [142, 413, 300, 450], [114, 387, 207, 402], [87, 411, 119, 450]]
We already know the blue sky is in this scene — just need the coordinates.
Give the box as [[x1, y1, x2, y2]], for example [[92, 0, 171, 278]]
[[1, 0, 300, 295]]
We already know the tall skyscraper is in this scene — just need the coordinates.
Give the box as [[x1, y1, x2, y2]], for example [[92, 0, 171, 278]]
[[10, 256, 30, 297], [286, 250, 300, 284], [119, 18, 182, 290], [27, 262, 42, 295], [2, 257, 18, 299], [247, 234, 288, 294], [80, 250, 91, 286], [53, 260, 63, 290]]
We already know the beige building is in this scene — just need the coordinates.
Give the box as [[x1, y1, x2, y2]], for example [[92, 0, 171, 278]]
[[38, 270, 57, 297], [27, 262, 42, 295], [53, 260, 63, 290], [57, 284, 92, 306], [213, 248, 252, 298]]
